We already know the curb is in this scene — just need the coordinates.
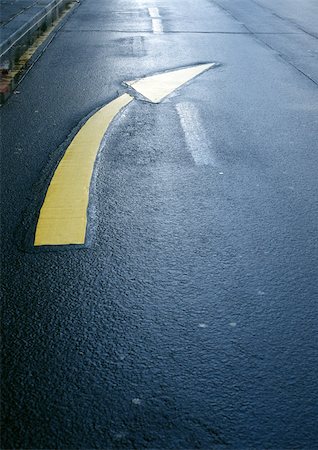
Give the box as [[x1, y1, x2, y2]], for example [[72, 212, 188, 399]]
[[0, 0, 77, 104], [0, 0, 73, 69]]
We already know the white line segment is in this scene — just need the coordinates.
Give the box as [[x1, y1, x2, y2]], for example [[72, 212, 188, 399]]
[[176, 102, 215, 166], [148, 7, 160, 18], [148, 7, 163, 33], [152, 18, 163, 33]]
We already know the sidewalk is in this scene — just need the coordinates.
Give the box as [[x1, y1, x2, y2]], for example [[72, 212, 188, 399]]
[[0, 0, 74, 66], [0, 0, 75, 102]]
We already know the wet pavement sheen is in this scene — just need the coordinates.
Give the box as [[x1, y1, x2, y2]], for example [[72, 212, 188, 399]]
[[1, 0, 318, 448]]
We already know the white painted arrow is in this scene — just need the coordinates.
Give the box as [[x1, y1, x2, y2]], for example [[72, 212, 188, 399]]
[[125, 63, 215, 103]]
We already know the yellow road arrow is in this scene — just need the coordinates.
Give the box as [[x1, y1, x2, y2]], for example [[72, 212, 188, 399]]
[[34, 63, 216, 246]]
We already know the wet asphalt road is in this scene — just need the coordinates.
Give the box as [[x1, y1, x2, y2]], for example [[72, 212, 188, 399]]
[[1, 0, 318, 448]]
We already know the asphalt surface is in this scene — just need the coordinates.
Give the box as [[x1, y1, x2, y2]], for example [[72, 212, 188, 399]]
[[1, 0, 318, 448]]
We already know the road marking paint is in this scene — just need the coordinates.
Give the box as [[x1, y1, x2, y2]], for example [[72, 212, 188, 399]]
[[176, 102, 215, 166], [148, 7, 160, 18], [34, 63, 217, 247], [125, 63, 215, 103], [151, 18, 163, 33], [148, 7, 163, 33], [34, 93, 133, 246]]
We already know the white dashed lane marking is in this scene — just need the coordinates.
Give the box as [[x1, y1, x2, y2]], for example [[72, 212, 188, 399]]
[[148, 7, 163, 33], [176, 102, 216, 166]]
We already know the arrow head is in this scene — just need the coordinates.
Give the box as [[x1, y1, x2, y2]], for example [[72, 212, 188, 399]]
[[124, 63, 216, 103]]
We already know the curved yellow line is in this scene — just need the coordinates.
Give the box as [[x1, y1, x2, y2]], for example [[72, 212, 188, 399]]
[[34, 93, 133, 246]]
